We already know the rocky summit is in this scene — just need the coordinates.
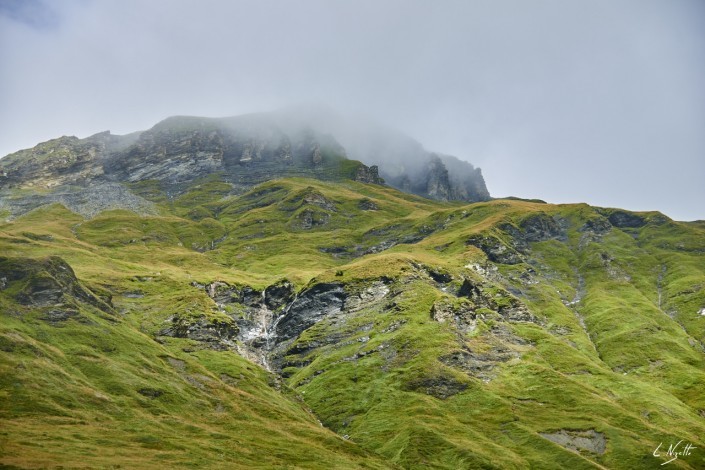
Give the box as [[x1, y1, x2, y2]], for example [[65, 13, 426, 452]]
[[0, 115, 704, 469], [0, 110, 488, 219]]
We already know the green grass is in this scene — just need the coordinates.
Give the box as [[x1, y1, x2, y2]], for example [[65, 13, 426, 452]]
[[1, 178, 704, 468]]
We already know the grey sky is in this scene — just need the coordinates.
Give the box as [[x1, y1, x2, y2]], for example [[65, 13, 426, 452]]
[[1, 0, 703, 220]]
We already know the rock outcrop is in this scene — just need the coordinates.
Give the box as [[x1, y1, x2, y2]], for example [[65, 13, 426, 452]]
[[0, 256, 113, 324], [540, 429, 607, 455], [268, 105, 491, 202], [353, 164, 382, 184], [0, 114, 383, 217], [0, 109, 487, 218]]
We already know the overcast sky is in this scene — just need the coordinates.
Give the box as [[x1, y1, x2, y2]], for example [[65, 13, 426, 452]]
[[1, 0, 703, 220]]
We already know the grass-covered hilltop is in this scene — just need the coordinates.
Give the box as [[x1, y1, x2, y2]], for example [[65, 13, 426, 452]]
[[1, 115, 704, 469]]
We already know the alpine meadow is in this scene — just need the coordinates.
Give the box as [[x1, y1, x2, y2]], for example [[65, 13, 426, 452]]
[[0, 112, 704, 469]]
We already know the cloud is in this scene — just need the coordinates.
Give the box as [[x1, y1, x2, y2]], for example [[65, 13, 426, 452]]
[[0, 0, 61, 30], [0, 0, 703, 220]]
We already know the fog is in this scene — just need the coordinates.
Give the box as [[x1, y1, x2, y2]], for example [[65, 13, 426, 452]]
[[1, 0, 703, 220]]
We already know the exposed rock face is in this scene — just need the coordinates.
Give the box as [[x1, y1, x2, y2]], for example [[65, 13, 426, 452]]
[[440, 153, 490, 201], [102, 116, 362, 190], [0, 114, 383, 217], [291, 208, 331, 230], [402, 153, 491, 202], [269, 105, 491, 202], [354, 164, 382, 184], [0, 256, 113, 327], [458, 278, 537, 323], [159, 315, 238, 351], [379, 152, 489, 202], [0, 256, 111, 312], [580, 216, 612, 235], [427, 275, 539, 384], [607, 210, 646, 228], [439, 345, 519, 383], [193, 263, 536, 384], [264, 280, 295, 310], [467, 213, 566, 264], [430, 297, 476, 333], [0, 183, 158, 219], [466, 234, 524, 265], [0, 131, 125, 190], [274, 283, 347, 342], [423, 155, 452, 201], [0, 109, 487, 218], [404, 375, 469, 399], [518, 213, 564, 242], [540, 429, 607, 455], [196, 277, 394, 371]]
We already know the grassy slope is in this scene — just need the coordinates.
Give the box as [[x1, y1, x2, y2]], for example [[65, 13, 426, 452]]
[[1, 177, 704, 468]]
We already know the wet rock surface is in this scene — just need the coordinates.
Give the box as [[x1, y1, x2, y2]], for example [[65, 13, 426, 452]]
[[264, 280, 295, 310], [197, 277, 396, 371], [198, 266, 535, 388], [274, 283, 347, 341]]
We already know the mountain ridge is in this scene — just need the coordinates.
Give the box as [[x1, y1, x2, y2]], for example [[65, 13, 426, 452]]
[[0, 111, 489, 220], [1, 115, 704, 468]]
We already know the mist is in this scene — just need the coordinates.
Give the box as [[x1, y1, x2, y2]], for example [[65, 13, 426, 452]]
[[1, 0, 703, 220]]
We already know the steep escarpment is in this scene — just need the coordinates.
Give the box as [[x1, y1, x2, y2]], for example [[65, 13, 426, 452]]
[[103, 115, 375, 190]]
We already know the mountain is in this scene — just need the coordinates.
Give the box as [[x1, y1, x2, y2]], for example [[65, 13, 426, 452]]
[[1, 119, 704, 468], [0, 110, 488, 219], [266, 105, 490, 202]]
